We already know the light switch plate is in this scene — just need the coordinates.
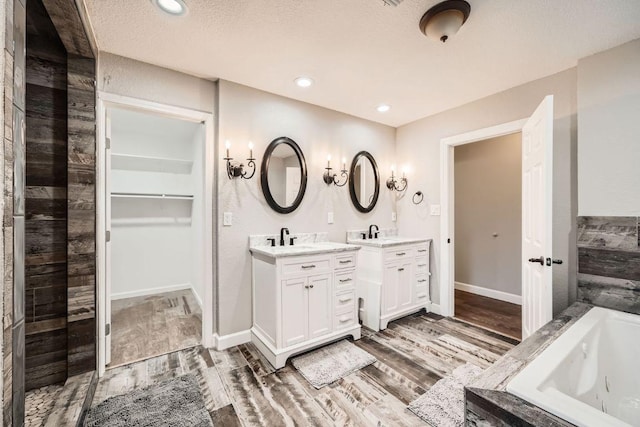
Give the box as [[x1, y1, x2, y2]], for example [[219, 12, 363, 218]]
[[391, 212, 397, 222], [430, 205, 441, 216], [223, 212, 233, 226], [328, 212, 334, 224]]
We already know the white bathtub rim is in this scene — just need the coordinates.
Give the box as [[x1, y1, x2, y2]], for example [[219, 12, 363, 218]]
[[506, 306, 636, 427]]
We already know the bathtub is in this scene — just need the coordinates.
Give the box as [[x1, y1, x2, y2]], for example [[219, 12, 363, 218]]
[[507, 307, 640, 427]]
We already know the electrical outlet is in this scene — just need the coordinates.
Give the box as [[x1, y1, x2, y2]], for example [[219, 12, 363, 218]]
[[328, 212, 334, 224], [223, 212, 233, 226], [430, 205, 441, 216], [391, 212, 397, 222]]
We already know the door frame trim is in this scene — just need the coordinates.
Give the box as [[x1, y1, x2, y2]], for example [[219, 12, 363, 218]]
[[96, 92, 215, 376], [439, 118, 527, 317]]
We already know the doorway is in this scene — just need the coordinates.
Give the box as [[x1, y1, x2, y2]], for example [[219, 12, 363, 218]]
[[97, 94, 214, 373], [453, 133, 522, 340]]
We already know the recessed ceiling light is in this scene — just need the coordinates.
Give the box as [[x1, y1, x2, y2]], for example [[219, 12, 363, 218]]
[[294, 77, 314, 88], [151, 0, 188, 16], [377, 104, 391, 113]]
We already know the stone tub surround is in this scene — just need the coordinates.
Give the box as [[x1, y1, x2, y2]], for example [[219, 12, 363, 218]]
[[464, 302, 593, 425], [577, 216, 640, 315]]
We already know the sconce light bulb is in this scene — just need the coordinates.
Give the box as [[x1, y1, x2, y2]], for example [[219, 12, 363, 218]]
[[342, 157, 346, 164], [225, 140, 231, 149], [327, 154, 331, 161], [248, 141, 254, 150], [391, 164, 396, 173], [402, 166, 408, 175]]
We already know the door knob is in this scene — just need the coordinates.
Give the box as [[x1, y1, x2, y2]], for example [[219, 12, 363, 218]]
[[546, 258, 563, 266], [528, 256, 544, 265]]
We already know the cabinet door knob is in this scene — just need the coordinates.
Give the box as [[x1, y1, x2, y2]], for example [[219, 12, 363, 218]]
[[309, 284, 314, 288]]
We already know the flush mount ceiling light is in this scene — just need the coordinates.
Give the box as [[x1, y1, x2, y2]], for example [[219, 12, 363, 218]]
[[151, 0, 188, 16], [377, 104, 391, 113], [294, 77, 314, 88], [419, 0, 471, 43]]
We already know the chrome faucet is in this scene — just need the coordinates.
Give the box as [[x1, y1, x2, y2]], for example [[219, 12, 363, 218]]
[[280, 227, 290, 246], [368, 224, 379, 239]]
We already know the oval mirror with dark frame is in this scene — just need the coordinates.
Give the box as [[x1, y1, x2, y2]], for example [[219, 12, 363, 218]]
[[349, 151, 380, 213], [260, 136, 308, 214]]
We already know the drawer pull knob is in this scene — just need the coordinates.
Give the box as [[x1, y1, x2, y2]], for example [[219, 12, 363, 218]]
[[304, 285, 309, 289], [339, 260, 352, 264], [396, 252, 406, 256], [339, 316, 350, 322], [301, 264, 316, 269], [418, 249, 427, 253], [339, 278, 352, 283], [339, 297, 352, 303], [398, 268, 405, 271], [417, 264, 427, 267], [309, 284, 314, 289], [418, 279, 427, 283]]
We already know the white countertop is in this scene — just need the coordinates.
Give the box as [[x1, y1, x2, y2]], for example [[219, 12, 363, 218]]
[[250, 241, 361, 259], [346, 237, 431, 248]]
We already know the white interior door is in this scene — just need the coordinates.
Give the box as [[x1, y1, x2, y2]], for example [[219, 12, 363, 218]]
[[522, 95, 554, 339], [105, 108, 112, 365]]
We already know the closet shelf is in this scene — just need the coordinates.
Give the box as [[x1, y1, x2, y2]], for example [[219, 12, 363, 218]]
[[111, 192, 194, 200], [111, 153, 193, 174]]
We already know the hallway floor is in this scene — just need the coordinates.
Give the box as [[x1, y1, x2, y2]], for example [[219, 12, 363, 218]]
[[454, 289, 522, 340], [110, 289, 202, 368], [91, 311, 518, 426]]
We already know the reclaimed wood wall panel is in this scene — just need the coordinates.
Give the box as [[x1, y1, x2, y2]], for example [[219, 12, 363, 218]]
[[67, 55, 96, 376], [24, 0, 68, 391]]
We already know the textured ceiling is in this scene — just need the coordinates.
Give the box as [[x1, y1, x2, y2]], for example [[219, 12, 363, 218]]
[[84, 0, 640, 127]]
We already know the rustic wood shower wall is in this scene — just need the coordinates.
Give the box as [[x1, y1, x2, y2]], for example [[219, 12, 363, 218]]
[[24, 0, 68, 391]]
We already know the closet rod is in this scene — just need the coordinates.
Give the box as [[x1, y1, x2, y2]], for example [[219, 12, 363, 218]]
[[111, 192, 194, 200]]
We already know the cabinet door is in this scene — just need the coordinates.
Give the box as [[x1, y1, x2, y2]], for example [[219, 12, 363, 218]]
[[308, 273, 332, 339], [397, 261, 413, 310], [382, 262, 400, 315], [282, 277, 308, 347]]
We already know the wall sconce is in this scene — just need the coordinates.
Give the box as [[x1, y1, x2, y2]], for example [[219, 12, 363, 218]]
[[224, 140, 256, 180], [323, 155, 348, 187], [386, 165, 408, 192]]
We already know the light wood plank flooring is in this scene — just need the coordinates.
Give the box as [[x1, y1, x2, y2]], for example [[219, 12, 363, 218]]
[[110, 289, 202, 368], [454, 289, 522, 340], [92, 311, 518, 426]]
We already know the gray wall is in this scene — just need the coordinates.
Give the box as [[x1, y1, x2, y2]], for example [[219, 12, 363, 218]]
[[396, 68, 577, 316], [454, 133, 522, 296], [217, 80, 396, 335], [577, 38, 640, 216]]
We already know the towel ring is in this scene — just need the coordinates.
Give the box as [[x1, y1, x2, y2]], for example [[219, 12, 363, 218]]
[[412, 191, 424, 205]]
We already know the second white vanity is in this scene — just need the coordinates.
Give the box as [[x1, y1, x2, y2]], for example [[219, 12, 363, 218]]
[[249, 234, 361, 369], [348, 232, 432, 331]]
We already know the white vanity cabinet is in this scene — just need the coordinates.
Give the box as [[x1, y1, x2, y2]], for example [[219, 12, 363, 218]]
[[250, 248, 361, 369], [357, 240, 431, 331]]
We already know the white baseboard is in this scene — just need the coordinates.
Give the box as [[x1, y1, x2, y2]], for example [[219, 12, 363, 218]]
[[455, 281, 522, 305], [111, 283, 192, 300], [429, 303, 442, 315], [214, 330, 251, 351], [190, 284, 203, 308]]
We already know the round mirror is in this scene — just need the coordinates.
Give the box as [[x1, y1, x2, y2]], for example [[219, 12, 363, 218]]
[[349, 151, 380, 213], [260, 137, 307, 214]]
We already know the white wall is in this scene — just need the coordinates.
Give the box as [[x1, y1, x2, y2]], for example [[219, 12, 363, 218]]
[[217, 80, 396, 336], [577, 38, 640, 216], [454, 133, 522, 297], [396, 68, 577, 316]]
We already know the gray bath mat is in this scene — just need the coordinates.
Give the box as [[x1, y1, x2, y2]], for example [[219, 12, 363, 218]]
[[408, 363, 483, 427], [291, 340, 376, 389], [84, 374, 212, 427]]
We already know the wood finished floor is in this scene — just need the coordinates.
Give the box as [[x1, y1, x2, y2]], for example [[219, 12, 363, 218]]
[[454, 289, 522, 340], [110, 289, 202, 368], [92, 311, 518, 426]]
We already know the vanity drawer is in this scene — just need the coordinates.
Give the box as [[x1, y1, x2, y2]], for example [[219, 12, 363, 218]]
[[415, 245, 429, 257], [415, 285, 429, 304], [415, 257, 429, 275], [415, 275, 430, 287], [334, 309, 357, 330], [335, 270, 356, 291], [384, 247, 414, 263], [335, 290, 356, 314], [335, 253, 357, 269], [282, 256, 331, 276]]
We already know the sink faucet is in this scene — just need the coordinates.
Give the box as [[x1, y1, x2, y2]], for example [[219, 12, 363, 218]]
[[280, 227, 290, 246], [368, 224, 379, 239]]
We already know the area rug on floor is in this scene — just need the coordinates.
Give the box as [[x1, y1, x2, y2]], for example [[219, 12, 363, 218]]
[[84, 374, 212, 427], [407, 363, 483, 427], [291, 340, 377, 389]]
